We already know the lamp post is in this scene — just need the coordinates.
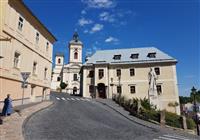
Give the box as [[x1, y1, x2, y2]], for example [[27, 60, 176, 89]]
[[192, 86, 199, 136]]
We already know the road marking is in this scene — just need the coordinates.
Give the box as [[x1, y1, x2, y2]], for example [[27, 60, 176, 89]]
[[80, 98, 85, 101], [66, 98, 70, 100], [85, 98, 90, 101], [71, 98, 75, 100], [76, 98, 80, 100], [159, 136, 177, 140], [61, 97, 66, 100], [163, 135, 190, 140], [56, 97, 60, 100]]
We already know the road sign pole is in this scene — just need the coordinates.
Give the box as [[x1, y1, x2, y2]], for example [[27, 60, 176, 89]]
[[22, 84, 25, 105], [21, 72, 30, 105]]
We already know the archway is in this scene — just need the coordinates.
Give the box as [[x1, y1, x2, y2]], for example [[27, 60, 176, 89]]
[[73, 87, 77, 95], [97, 83, 106, 99]]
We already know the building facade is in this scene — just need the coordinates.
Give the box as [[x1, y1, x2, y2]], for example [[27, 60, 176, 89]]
[[0, 0, 56, 107], [81, 47, 180, 114], [51, 32, 82, 94]]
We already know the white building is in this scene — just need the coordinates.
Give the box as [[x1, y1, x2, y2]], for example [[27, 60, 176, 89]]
[[81, 47, 180, 114], [51, 32, 82, 94]]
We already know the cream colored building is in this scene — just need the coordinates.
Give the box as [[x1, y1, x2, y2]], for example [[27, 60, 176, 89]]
[[0, 0, 56, 107], [81, 47, 180, 114], [51, 32, 82, 94]]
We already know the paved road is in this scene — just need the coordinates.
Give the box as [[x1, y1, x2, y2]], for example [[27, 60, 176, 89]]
[[24, 92, 198, 140]]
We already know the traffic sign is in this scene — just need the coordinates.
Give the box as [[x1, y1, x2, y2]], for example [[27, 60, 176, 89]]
[[21, 72, 31, 82], [21, 81, 28, 88]]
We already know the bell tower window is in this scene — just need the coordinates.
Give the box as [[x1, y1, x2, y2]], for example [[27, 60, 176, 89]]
[[74, 52, 78, 59], [58, 58, 61, 64]]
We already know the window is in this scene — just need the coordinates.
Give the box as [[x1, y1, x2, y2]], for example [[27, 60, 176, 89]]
[[89, 85, 94, 93], [130, 86, 136, 94], [113, 55, 121, 60], [88, 70, 94, 78], [73, 74, 78, 81], [116, 69, 121, 77], [57, 77, 61, 81], [36, 32, 39, 44], [99, 69, 104, 79], [18, 16, 23, 31], [58, 58, 61, 64], [44, 68, 47, 79], [117, 86, 122, 94], [33, 62, 37, 75], [130, 53, 139, 59], [74, 52, 78, 59], [46, 42, 49, 53], [130, 69, 135, 76], [154, 67, 160, 75], [13, 52, 20, 68], [156, 85, 162, 95], [147, 52, 156, 58]]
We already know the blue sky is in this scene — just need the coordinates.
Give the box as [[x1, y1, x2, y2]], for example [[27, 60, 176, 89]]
[[24, 0, 199, 96]]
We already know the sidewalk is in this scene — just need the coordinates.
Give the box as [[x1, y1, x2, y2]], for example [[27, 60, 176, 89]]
[[95, 99, 197, 137], [0, 101, 53, 140]]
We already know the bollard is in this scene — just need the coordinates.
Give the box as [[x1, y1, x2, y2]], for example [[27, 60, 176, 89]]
[[181, 116, 187, 130], [160, 110, 166, 127]]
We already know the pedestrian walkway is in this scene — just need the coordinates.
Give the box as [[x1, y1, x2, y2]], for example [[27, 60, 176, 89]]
[[0, 101, 53, 140], [55, 96, 91, 102]]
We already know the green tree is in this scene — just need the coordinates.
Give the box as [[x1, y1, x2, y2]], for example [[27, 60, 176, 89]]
[[190, 90, 200, 103], [60, 82, 67, 90], [179, 96, 192, 104]]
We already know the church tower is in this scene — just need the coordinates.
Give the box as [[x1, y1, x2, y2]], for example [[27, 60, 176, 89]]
[[68, 32, 83, 64]]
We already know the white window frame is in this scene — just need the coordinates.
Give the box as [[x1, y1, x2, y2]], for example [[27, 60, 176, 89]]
[[33, 62, 37, 75], [18, 16, 24, 31], [44, 67, 47, 79], [46, 42, 49, 53], [156, 84, 162, 95], [130, 85, 136, 94], [13, 52, 21, 68], [36, 32, 39, 44]]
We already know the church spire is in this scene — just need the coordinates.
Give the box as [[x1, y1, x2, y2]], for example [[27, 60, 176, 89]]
[[73, 32, 79, 42]]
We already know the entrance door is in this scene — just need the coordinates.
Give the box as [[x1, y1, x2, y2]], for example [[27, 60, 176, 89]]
[[97, 83, 106, 98], [73, 87, 77, 95]]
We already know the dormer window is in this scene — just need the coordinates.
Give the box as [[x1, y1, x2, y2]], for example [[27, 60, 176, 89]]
[[147, 52, 156, 58], [130, 53, 139, 59], [113, 55, 121, 60]]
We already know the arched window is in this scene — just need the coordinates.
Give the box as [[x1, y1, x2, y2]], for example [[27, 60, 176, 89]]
[[58, 58, 61, 64], [74, 52, 78, 59], [73, 74, 78, 81]]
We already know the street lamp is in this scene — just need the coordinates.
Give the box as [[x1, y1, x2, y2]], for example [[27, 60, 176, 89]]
[[192, 86, 199, 136]]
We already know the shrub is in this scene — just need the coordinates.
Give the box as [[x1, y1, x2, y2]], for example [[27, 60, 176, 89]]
[[165, 111, 182, 128], [119, 96, 125, 106], [186, 118, 196, 130], [139, 109, 160, 122], [140, 98, 151, 110], [124, 99, 132, 111]]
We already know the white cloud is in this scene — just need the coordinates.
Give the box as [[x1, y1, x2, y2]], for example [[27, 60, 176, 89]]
[[81, 10, 87, 15], [99, 12, 115, 22], [90, 24, 104, 34], [105, 36, 119, 43], [83, 29, 89, 33], [78, 17, 93, 26], [81, 0, 116, 9]]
